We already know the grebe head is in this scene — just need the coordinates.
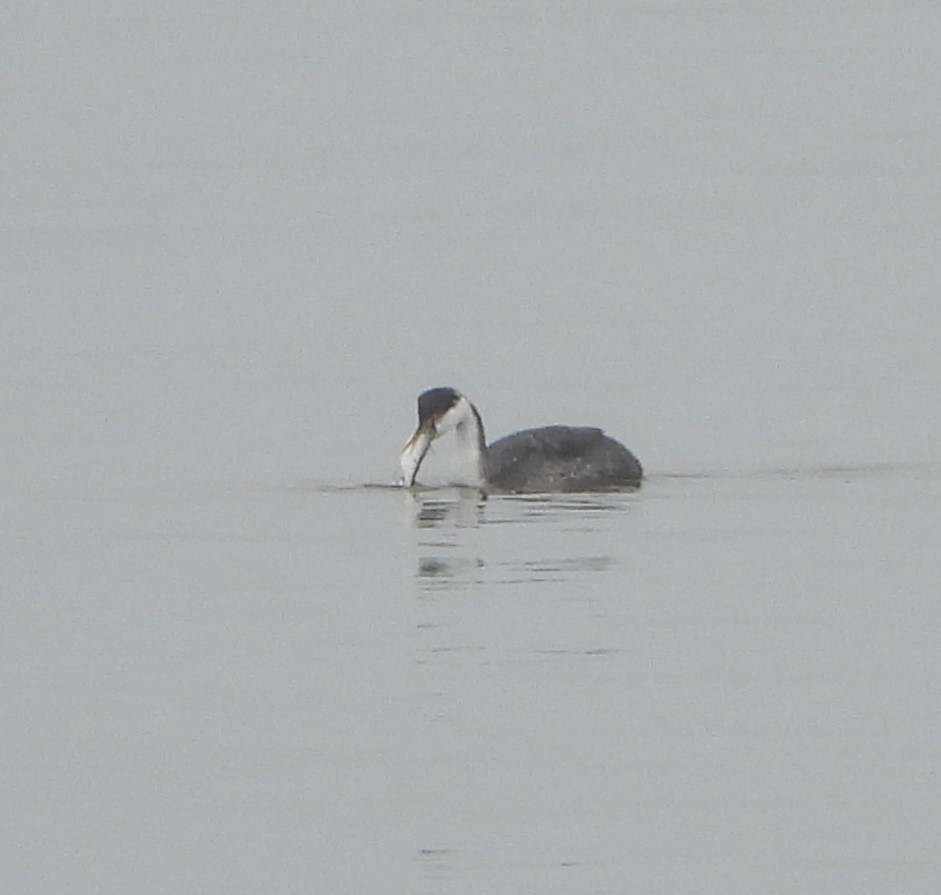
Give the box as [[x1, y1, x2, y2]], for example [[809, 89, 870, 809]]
[[400, 387, 481, 486]]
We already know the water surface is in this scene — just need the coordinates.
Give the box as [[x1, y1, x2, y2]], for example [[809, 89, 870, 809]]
[[6, 468, 939, 892], [4, 1, 941, 892]]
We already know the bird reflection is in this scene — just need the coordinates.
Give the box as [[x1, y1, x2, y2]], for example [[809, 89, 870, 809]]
[[406, 489, 486, 592], [412, 488, 486, 528], [404, 487, 636, 592], [417, 554, 485, 589]]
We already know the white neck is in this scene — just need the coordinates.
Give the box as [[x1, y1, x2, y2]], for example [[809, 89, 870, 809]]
[[437, 396, 486, 486]]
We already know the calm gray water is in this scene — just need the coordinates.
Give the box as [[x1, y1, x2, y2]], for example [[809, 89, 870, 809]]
[[5, 471, 940, 893], [4, 2, 941, 893]]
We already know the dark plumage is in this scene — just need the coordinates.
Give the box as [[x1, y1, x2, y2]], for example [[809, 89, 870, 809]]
[[417, 387, 461, 425], [485, 425, 643, 493]]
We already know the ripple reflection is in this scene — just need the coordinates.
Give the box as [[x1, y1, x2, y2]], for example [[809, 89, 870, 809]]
[[405, 487, 637, 593]]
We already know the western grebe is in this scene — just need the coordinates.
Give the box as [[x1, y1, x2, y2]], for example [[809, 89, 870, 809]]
[[400, 387, 643, 493]]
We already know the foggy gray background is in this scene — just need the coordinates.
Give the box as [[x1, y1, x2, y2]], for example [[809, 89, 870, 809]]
[[3, 3, 940, 893], [5, 2, 940, 487]]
